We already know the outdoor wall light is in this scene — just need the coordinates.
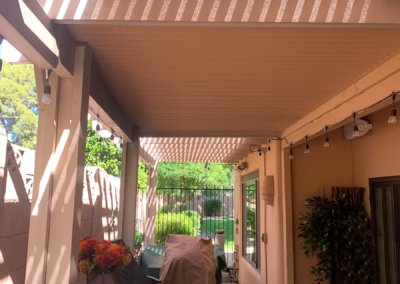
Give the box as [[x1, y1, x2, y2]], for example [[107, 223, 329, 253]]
[[304, 136, 310, 154], [324, 126, 330, 147], [352, 113, 360, 138], [42, 69, 52, 105], [110, 128, 115, 144], [96, 114, 101, 134], [388, 92, 397, 124], [289, 143, 294, 159]]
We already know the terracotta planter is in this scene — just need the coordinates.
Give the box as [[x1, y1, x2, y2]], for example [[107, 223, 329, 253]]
[[89, 271, 116, 284]]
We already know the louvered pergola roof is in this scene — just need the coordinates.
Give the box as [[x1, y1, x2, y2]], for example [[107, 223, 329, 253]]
[[141, 137, 269, 163]]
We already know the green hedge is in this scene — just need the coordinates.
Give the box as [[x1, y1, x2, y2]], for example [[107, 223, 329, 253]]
[[158, 203, 188, 214], [206, 199, 222, 216], [183, 210, 202, 231], [155, 213, 199, 245]]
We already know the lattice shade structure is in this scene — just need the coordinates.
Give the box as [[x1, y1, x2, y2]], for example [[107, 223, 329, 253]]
[[141, 137, 270, 163]]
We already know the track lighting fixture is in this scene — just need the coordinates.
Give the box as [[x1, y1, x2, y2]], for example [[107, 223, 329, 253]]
[[304, 136, 310, 154], [388, 92, 397, 124], [289, 143, 294, 160], [324, 126, 330, 147], [42, 69, 52, 104], [352, 112, 360, 138]]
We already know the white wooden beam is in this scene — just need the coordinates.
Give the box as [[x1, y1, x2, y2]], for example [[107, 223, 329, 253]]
[[281, 52, 400, 147]]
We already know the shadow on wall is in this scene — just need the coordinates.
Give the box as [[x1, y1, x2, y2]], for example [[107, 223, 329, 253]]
[[0, 143, 121, 284]]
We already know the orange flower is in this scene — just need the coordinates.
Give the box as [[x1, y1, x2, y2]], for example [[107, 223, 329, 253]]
[[95, 243, 105, 255], [122, 253, 132, 266], [78, 260, 89, 273]]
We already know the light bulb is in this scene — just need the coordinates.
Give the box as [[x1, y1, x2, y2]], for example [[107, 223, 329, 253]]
[[388, 109, 397, 124], [42, 84, 52, 104], [110, 134, 115, 144], [304, 144, 310, 154], [258, 151, 262, 159], [353, 125, 360, 138], [267, 146, 271, 154], [289, 150, 294, 160], [96, 123, 101, 134], [324, 137, 330, 148]]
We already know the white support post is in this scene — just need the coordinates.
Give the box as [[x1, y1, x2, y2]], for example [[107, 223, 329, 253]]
[[145, 165, 157, 247], [120, 127, 140, 252], [281, 148, 294, 284], [25, 69, 60, 284], [25, 45, 92, 284]]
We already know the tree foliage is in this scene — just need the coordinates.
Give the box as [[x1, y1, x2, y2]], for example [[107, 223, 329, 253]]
[[0, 60, 38, 149], [85, 121, 122, 177], [157, 162, 233, 189], [297, 195, 374, 284]]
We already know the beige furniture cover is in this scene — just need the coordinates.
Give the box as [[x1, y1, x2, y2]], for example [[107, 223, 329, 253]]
[[159, 234, 217, 284]]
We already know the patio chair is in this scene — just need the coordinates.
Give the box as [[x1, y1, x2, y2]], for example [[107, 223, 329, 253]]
[[111, 240, 162, 284]]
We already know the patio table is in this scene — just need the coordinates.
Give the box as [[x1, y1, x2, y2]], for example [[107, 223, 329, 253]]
[[139, 245, 227, 284]]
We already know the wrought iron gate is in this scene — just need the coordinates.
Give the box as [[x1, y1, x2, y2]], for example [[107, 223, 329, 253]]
[[154, 187, 234, 260]]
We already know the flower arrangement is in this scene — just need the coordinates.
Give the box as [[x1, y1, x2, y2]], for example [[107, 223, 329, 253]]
[[78, 237, 132, 279]]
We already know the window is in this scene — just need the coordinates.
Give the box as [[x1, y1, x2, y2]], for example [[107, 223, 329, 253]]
[[242, 171, 260, 269], [370, 176, 400, 284]]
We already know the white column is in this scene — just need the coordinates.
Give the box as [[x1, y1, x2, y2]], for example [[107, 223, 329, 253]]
[[119, 127, 140, 251], [145, 165, 157, 247], [25, 45, 92, 284], [25, 69, 60, 284], [281, 147, 294, 284]]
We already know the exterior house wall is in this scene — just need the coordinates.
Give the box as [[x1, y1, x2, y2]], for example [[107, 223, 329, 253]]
[[0, 144, 121, 284], [351, 105, 400, 216], [234, 140, 284, 284], [291, 128, 354, 283], [290, 104, 400, 283]]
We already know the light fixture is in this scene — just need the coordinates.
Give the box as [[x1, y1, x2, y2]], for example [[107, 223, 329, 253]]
[[304, 136, 310, 154], [289, 143, 294, 160], [352, 112, 360, 138], [388, 92, 397, 124], [267, 140, 271, 154], [118, 138, 123, 148], [96, 114, 101, 134], [258, 145, 262, 159], [42, 69, 52, 104], [0, 36, 3, 82], [324, 126, 330, 147], [110, 129, 115, 144]]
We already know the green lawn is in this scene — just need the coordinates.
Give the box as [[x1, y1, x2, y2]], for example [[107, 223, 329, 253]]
[[201, 217, 234, 251]]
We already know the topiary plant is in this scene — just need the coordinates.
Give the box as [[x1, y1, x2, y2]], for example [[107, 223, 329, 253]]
[[206, 199, 222, 216], [297, 195, 374, 284]]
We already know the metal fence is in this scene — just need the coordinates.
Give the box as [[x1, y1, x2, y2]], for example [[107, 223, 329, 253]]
[[154, 187, 234, 261]]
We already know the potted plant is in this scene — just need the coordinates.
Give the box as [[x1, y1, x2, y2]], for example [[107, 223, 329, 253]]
[[78, 237, 132, 284]]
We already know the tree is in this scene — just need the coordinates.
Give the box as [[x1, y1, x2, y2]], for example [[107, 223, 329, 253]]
[[85, 121, 122, 177], [84, 121, 149, 191], [157, 162, 233, 189], [0, 60, 38, 149]]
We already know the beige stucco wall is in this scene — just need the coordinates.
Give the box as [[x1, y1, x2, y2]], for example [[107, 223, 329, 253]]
[[234, 140, 284, 284], [351, 105, 400, 215], [291, 104, 400, 283]]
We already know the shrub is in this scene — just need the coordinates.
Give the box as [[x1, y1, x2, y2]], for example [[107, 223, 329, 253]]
[[176, 203, 188, 213], [183, 210, 202, 231], [206, 199, 222, 216], [155, 213, 199, 245], [158, 204, 173, 214]]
